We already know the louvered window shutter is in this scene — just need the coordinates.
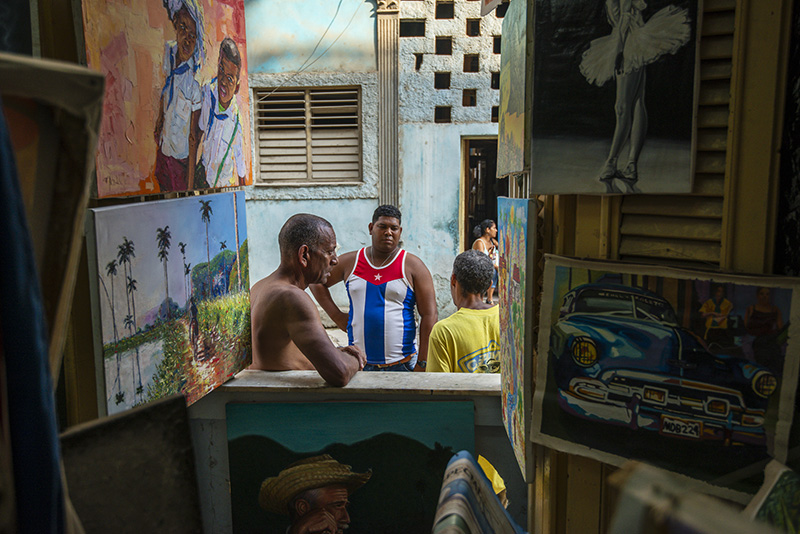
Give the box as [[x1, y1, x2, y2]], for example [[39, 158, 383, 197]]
[[617, 2, 734, 267], [255, 87, 362, 184]]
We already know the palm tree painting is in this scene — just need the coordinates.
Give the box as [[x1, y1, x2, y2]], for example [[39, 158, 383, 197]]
[[156, 226, 172, 319], [219, 240, 228, 296], [88, 192, 250, 415], [199, 200, 213, 300], [178, 241, 189, 302]]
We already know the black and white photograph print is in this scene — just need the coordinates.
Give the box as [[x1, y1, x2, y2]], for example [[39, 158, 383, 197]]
[[531, 0, 701, 195]]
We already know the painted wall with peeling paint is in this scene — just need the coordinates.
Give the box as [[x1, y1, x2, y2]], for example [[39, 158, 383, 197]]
[[245, 196, 380, 326], [245, 197, 378, 299], [245, 0, 378, 74], [399, 121, 499, 317]]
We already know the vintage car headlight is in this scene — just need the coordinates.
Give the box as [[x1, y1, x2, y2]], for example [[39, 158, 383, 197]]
[[752, 370, 777, 398], [571, 337, 598, 367]]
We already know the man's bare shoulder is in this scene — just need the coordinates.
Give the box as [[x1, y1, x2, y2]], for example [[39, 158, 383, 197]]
[[251, 275, 313, 313]]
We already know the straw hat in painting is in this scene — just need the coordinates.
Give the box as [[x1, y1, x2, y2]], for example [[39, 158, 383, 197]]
[[259, 455, 372, 515]]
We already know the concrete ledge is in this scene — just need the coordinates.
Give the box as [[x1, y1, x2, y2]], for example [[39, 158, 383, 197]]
[[224, 369, 501, 395]]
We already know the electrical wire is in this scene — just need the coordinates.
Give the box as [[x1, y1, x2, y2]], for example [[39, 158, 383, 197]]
[[256, 0, 364, 103]]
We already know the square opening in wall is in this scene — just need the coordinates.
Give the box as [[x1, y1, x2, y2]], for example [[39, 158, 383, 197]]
[[463, 54, 479, 72], [462, 89, 477, 107], [491, 72, 500, 89], [466, 19, 481, 36], [435, 106, 452, 123], [400, 19, 426, 37], [414, 53, 424, 70], [434, 72, 451, 89], [435, 1, 455, 19], [491, 106, 499, 123], [493, 36, 501, 54], [435, 36, 453, 55], [496, 2, 509, 17]]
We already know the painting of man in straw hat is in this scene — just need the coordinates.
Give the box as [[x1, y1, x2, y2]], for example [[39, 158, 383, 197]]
[[259, 455, 371, 534]]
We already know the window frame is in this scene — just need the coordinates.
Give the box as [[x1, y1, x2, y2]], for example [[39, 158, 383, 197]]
[[253, 85, 363, 187]]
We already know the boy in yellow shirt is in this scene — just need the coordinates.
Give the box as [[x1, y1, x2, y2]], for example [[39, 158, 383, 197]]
[[428, 250, 500, 373], [428, 250, 506, 503]]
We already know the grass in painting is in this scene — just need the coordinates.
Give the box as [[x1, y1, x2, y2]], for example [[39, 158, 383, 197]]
[[144, 291, 251, 405]]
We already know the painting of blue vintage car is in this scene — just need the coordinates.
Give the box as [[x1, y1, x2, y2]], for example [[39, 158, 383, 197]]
[[550, 283, 778, 447]]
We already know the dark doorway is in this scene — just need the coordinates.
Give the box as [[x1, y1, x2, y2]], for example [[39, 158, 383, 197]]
[[463, 138, 507, 250]]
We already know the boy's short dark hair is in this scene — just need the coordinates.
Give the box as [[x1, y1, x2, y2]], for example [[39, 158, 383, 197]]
[[372, 205, 402, 224], [453, 250, 494, 295], [219, 37, 242, 72]]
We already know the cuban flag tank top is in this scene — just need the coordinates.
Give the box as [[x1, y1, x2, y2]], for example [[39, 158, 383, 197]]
[[346, 247, 417, 365]]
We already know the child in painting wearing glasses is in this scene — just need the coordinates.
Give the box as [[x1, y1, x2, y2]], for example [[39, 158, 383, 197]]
[[154, 0, 205, 192], [194, 37, 247, 189]]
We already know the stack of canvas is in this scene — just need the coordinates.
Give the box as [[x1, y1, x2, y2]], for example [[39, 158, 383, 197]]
[[432, 450, 525, 534]]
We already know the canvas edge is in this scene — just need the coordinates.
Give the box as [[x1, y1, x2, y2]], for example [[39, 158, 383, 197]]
[[84, 209, 110, 417]]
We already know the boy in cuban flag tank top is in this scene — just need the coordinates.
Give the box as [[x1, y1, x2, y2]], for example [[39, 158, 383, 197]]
[[347, 247, 416, 368], [310, 205, 438, 371]]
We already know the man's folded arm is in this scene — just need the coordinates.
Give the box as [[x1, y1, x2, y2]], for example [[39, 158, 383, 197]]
[[285, 295, 363, 386]]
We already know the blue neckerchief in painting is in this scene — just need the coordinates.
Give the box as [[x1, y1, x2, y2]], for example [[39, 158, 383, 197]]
[[161, 47, 192, 109], [206, 78, 231, 132]]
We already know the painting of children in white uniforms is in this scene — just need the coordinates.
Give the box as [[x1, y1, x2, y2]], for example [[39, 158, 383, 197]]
[[80, 0, 252, 198], [530, 0, 699, 195]]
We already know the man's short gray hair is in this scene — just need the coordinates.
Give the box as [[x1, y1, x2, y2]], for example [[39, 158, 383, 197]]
[[453, 250, 494, 295], [279, 214, 333, 257]]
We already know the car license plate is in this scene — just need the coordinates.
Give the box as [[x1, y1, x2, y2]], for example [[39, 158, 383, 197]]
[[661, 415, 701, 439]]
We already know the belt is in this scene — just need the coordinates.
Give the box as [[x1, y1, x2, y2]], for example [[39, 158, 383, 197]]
[[369, 353, 414, 368]]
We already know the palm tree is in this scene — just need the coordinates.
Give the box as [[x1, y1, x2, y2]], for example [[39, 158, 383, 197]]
[[233, 194, 242, 291], [184, 262, 192, 302], [178, 241, 188, 303], [117, 238, 133, 331], [219, 240, 228, 295], [156, 226, 172, 319], [105, 259, 121, 394], [123, 313, 136, 402], [199, 200, 213, 299], [127, 275, 143, 400], [123, 314, 134, 332]]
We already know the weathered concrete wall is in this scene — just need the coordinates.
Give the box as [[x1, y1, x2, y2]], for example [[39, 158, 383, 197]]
[[399, 121, 498, 317], [245, 0, 377, 74], [399, 0, 502, 124], [395, 0, 503, 316], [246, 196, 377, 285]]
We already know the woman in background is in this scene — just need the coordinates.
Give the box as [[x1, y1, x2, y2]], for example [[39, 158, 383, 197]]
[[472, 219, 499, 305], [580, 0, 691, 192]]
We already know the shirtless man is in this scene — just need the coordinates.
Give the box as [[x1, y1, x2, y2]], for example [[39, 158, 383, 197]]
[[250, 214, 366, 387]]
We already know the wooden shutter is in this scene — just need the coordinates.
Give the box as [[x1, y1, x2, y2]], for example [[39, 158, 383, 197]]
[[255, 87, 361, 184], [617, 0, 735, 268]]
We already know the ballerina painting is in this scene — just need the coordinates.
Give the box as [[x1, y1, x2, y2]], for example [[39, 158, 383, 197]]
[[581, 0, 691, 192], [530, 0, 700, 195]]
